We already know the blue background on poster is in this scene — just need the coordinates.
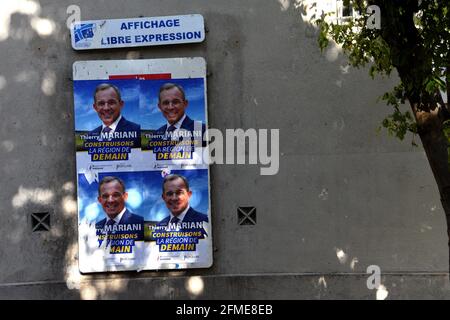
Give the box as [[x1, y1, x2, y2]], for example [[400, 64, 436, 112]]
[[77, 169, 209, 223], [74, 78, 206, 131], [74, 79, 140, 131], [138, 78, 205, 129]]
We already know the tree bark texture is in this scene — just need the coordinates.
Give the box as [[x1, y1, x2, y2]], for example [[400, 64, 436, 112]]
[[412, 102, 450, 272], [374, 0, 450, 272]]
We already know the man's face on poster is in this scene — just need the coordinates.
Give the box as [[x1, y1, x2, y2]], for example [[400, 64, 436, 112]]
[[162, 178, 192, 216], [93, 87, 124, 126], [158, 87, 188, 125], [98, 180, 128, 219]]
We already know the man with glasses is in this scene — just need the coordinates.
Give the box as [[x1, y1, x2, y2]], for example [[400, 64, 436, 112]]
[[155, 83, 205, 144], [158, 174, 208, 228], [90, 83, 141, 147], [95, 176, 144, 240]]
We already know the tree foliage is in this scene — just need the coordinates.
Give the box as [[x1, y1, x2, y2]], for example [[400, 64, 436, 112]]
[[316, 0, 450, 142], [315, 0, 450, 271]]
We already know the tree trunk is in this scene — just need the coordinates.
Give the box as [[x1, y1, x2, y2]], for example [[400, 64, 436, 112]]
[[411, 102, 450, 273]]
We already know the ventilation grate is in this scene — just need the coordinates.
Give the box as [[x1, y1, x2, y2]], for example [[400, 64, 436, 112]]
[[237, 207, 256, 225], [31, 212, 50, 232]]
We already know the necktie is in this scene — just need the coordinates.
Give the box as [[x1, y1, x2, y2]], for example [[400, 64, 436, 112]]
[[170, 216, 180, 224], [105, 219, 115, 248], [103, 126, 112, 133], [101, 126, 112, 141], [167, 125, 177, 133]]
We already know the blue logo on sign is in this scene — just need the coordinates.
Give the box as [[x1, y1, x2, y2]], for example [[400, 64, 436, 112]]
[[74, 23, 96, 45]]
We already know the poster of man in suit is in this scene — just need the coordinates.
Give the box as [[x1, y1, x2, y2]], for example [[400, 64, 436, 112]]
[[89, 83, 141, 147], [140, 78, 207, 165], [73, 58, 212, 273]]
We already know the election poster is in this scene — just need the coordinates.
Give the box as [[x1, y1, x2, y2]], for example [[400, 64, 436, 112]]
[[73, 58, 212, 273]]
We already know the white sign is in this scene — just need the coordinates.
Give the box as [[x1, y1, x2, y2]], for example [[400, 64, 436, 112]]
[[71, 14, 205, 50]]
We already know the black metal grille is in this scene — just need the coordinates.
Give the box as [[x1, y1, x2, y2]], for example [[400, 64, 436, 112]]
[[237, 207, 256, 225], [31, 212, 50, 232]]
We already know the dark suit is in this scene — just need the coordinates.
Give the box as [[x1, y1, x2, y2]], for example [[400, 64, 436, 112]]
[[96, 209, 144, 240], [157, 207, 208, 227], [155, 115, 206, 147], [90, 116, 141, 147]]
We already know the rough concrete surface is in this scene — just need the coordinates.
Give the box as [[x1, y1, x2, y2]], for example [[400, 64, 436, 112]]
[[0, 0, 448, 299]]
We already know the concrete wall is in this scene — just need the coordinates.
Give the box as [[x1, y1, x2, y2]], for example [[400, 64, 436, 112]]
[[0, 0, 448, 299]]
